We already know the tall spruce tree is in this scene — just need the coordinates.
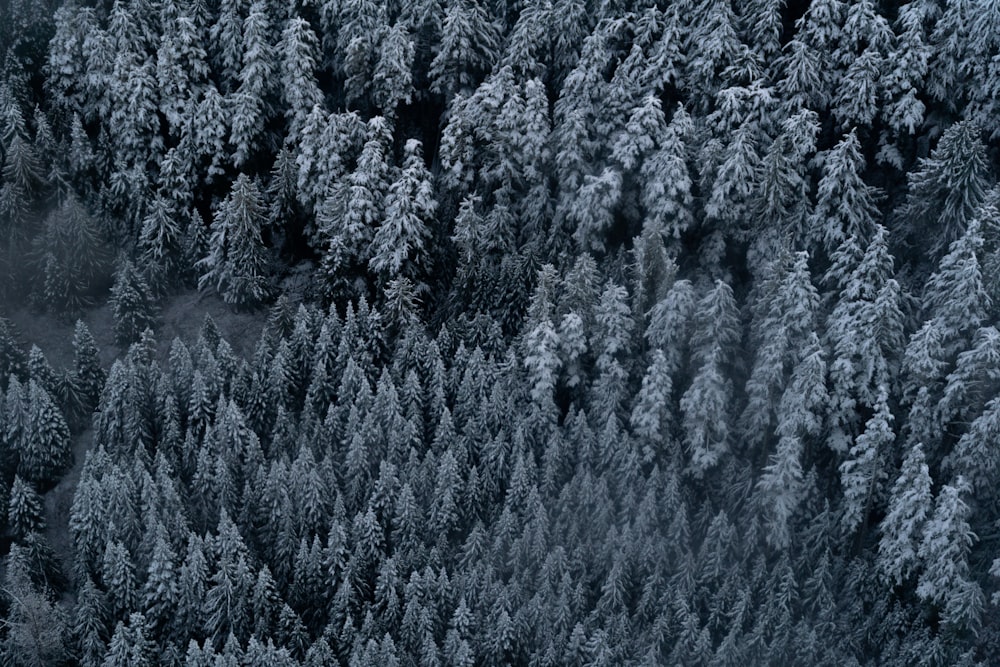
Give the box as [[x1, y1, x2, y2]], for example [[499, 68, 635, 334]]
[[198, 174, 272, 307]]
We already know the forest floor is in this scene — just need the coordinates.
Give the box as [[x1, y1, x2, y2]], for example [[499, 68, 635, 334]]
[[3, 289, 267, 579]]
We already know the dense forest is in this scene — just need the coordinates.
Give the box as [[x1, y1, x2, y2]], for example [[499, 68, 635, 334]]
[[1, 0, 1000, 664]]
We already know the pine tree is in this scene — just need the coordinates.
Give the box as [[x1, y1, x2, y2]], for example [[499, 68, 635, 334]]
[[0, 318, 27, 389], [31, 193, 110, 315], [826, 224, 905, 451], [101, 540, 137, 622], [840, 392, 893, 534], [916, 477, 983, 631], [832, 47, 881, 130], [2, 547, 68, 666], [110, 49, 163, 179], [193, 84, 228, 183], [372, 22, 415, 116], [680, 355, 733, 477], [750, 110, 819, 241], [177, 534, 209, 643], [198, 174, 272, 307], [110, 258, 156, 346], [523, 316, 560, 409], [741, 251, 819, 451], [757, 336, 827, 548], [640, 104, 696, 239], [896, 120, 990, 257], [7, 474, 44, 539], [210, 0, 246, 90], [878, 443, 932, 586], [73, 575, 110, 667], [101, 613, 154, 667], [142, 524, 180, 641], [569, 168, 623, 254], [138, 194, 183, 286], [946, 395, 1000, 497], [704, 122, 760, 230], [629, 349, 674, 463], [279, 18, 323, 140], [27, 345, 59, 399], [312, 116, 389, 296], [369, 138, 437, 285], [809, 129, 881, 254], [18, 380, 72, 485], [156, 12, 209, 133], [230, 0, 275, 168], [922, 219, 990, 345], [429, 0, 500, 98], [72, 320, 106, 416], [1, 114, 44, 238]]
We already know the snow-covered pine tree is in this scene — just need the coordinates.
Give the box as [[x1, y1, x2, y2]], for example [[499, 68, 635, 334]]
[[809, 129, 881, 254], [138, 194, 182, 288], [18, 380, 71, 486], [757, 335, 827, 548], [878, 442, 932, 586], [429, 0, 501, 98], [897, 120, 990, 257], [32, 193, 110, 315], [156, 11, 209, 135], [279, 16, 323, 141], [372, 22, 415, 117], [916, 476, 984, 632], [840, 390, 893, 534], [229, 0, 276, 169], [198, 174, 272, 307], [317, 116, 392, 297], [369, 138, 437, 287], [7, 474, 44, 539], [110, 258, 156, 346]]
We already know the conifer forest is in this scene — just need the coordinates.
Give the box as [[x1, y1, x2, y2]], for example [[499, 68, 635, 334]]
[[4, 0, 1000, 664]]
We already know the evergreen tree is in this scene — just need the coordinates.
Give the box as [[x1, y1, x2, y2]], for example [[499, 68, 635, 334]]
[[809, 129, 881, 254], [101, 539, 137, 623], [73, 575, 110, 667], [110, 258, 156, 346], [826, 224, 905, 451], [840, 391, 893, 534], [18, 380, 72, 485], [372, 22, 415, 116], [156, 12, 209, 134], [369, 139, 437, 286], [102, 613, 154, 667], [878, 442, 932, 587], [741, 251, 819, 452], [316, 116, 392, 294], [230, 0, 275, 168], [0, 318, 27, 389], [916, 477, 983, 631], [138, 194, 183, 286], [629, 349, 674, 463], [7, 474, 44, 539], [897, 120, 990, 257], [279, 17, 323, 140], [198, 174, 272, 307], [192, 84, 228, 183], [1, 548, 68, 666], [757, 336, 827, 549], [640, 104, 696, 240], [142, 524, 181, 641], [72, 320, 106, 416], [680, 354, 733, 477], [210, 0, 246, 90], [429, 0, 500, 98]]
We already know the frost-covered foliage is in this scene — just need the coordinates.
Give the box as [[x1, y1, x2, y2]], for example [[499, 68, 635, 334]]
[[3, 0, 1000, 663]]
